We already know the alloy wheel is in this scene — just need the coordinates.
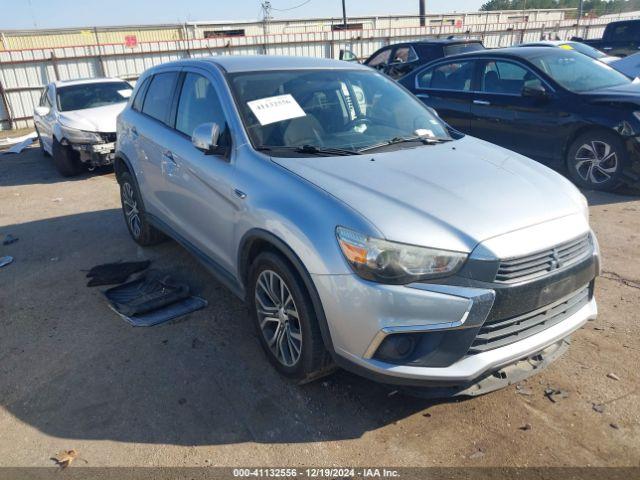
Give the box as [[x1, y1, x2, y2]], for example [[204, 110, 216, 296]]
[[255, 269, 303, 367], [574, 140, 619, 185], [122, 182, 142, 238]]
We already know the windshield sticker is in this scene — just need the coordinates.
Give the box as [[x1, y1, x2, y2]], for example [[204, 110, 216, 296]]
[[118, 89, 133, 98], [559, 44, 574, 50], [415, 128, 435, 138], [247, 94, 306, 125]]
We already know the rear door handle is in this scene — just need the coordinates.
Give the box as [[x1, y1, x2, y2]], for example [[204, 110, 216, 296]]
[[603, 47, 613, 50], [473, 99, 491, 106]]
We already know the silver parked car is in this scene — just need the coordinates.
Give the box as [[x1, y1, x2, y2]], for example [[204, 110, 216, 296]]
[[115, 56, 600, 396]]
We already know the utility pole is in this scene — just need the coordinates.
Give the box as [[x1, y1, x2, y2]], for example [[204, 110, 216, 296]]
[[419, 0, 426, 27], [261, 1, 272, 55], [342, 0, 347, 28], [578, 0, 584, 21]]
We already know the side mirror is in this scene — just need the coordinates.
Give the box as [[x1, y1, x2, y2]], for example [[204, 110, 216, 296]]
[[192, 122, 222, 154], [522, 84, 548, 99], [34, 106, 50, 116]]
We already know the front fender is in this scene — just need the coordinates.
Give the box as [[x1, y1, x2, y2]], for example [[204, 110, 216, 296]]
[[232, 147, 382, 278]]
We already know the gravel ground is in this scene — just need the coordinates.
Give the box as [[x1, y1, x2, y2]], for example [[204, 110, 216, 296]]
[[0, 147, 638, 468]]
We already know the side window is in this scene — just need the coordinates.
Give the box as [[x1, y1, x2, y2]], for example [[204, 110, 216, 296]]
[[367, 48, 391, 67], [392, 46, 418, 64], [132, 77, 151, 112], [175, 73, 228, 143], [611, 23, 633, 42], [417, 61, 474, 91], [480, 61, 541, 95], [141, 72, 179, 124]]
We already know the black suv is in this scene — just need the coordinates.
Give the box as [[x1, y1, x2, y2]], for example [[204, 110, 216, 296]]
[[363, 38, 485, 79]]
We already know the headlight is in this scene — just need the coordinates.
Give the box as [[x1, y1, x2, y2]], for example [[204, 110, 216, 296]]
[[336, 226, 467, 284], [60, 125, 103, 144]]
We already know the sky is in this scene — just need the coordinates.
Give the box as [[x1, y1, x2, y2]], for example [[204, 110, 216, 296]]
[[0, 0, 486, 30]]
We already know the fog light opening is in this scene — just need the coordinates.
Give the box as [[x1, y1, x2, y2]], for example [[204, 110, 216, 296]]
[[375, 334, 418, 362]]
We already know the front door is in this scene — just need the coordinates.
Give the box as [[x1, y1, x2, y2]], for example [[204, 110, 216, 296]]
[[470, 59, 563, 164], [159, 69, 240, 274], [34, 86, 56, 152]]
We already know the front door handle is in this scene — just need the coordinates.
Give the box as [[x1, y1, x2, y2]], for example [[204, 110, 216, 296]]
[[131, 126, 138, 138], [603, 47, 613, 51], [473, 99, 491, 106]]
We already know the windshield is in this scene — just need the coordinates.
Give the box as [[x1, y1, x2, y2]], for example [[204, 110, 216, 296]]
[[529, 50, 629, 92], [56, 81, 133, 111], [228, 69, 452, 156], [561, 42, 607, 59]]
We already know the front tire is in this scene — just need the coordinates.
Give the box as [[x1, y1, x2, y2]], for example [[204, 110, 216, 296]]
[[248, 252, 329, 383], [35, 128, 50, 157], [566, 130, 626, 191], [118, 171, 165, 246], [52, 137, 83, 177]]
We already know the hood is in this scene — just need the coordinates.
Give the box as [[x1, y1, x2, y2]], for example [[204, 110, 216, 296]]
[[580, 80, 640, 105], [58, 102, 127, 133], [273, 136, 585, 253]]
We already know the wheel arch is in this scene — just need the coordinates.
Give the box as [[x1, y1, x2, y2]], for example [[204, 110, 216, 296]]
[[113, 152, 134, 183], [238, 228, 336, 356], [563, 124, 623, 165]]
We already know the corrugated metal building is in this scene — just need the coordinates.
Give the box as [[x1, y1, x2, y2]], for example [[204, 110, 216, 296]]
[[0, 9, 571, 50]]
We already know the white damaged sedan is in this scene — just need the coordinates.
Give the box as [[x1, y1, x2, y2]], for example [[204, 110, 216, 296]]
[[33, 78, 133, 176]]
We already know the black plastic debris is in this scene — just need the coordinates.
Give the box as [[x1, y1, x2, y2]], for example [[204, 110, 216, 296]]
[[104, 274, 207, 327], [2, 234, 18, 246], [544, 387, 569, 403], [86, 260, 151, 286]]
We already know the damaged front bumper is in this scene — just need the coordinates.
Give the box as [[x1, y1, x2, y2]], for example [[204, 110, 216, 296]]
[[70, 141, 116, 168]]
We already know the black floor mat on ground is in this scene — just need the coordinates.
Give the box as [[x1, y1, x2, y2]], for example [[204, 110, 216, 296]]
[[104, 274, 207, 327], [86, 260, 151, 286]]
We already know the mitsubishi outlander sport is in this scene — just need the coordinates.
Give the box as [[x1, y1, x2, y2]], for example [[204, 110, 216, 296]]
[[115, 56, 600, 396]]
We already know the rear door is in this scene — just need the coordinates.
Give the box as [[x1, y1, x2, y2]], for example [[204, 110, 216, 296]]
[[133, 70, 181, 219], [470, 59, 563, 162], [411, 59, 477, 132], [158, 68, 239, 273]]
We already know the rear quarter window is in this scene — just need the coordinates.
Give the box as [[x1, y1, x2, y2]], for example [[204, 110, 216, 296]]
[[132, 77, 151, 112]]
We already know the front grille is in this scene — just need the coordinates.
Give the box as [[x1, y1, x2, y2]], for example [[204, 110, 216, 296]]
[[467, 286, 590, 355], [495, 234, 592, 284]]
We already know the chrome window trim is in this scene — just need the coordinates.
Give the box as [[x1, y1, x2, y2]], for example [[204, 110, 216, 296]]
[[413, 56, 557, 95]]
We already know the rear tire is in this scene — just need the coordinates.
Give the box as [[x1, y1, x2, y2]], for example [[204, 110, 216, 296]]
[[248, 252, 329, 383], [566, 130, 626, 191], [118, 171, 165, 246], [52, 137, 82, 177]]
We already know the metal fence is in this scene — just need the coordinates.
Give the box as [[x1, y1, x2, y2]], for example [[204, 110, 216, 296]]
[[0, 12, 636, 130]]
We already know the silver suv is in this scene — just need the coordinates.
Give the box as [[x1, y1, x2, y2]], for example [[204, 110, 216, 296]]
[[115, 56, 600, 396]]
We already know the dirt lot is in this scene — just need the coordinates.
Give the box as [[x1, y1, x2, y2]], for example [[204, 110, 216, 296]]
[[0, 146, 639, 468]]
